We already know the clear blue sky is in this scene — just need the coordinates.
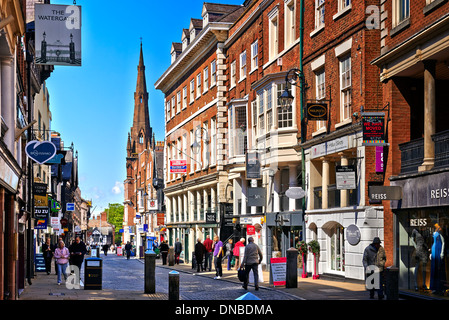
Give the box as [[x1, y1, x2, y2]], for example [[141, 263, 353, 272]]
[[45, 0, 244, 215]]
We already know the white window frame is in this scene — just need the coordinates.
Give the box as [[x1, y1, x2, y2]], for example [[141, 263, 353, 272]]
[[339, 55, 351, 122], [315, 0, 325, 30], [258, 90, 265, 136], [251, 40, 258, 72], [182, 86, 187, 110], [268, 11, 279, 61], [393, 0, 410, 27], [203, 67, 209, 93], [211, 117, 216, 165], [230, 60, 236, 88], [176, 91, 181, 114], [202, 121, 209, 168], [240, 50, 247, 81], [315, 68, 326, 131], [196, 73, 201, 99], [285, 0, 296, 47], [211, 60, 217, 87], [277, 82, 293, 129], [190, 79, 195, 104], [166, 100, 171, 120], [171, 96, 176, 118]]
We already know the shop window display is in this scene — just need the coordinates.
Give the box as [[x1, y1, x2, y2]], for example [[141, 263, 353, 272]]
[[399, 209, 449, 298]]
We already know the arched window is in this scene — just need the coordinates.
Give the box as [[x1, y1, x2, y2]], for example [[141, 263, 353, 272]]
[[139, 133, 144, 144]]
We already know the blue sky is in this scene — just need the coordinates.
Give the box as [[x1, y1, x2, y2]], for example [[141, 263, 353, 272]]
[[45, 0, 244, 215]]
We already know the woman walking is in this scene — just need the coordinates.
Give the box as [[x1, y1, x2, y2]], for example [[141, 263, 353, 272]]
[[54, 241, 70, 285]]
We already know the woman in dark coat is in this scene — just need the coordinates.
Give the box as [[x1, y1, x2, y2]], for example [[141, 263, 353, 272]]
[[160, 240, 169, 265], [194, 238, 206, 272], [42, 238, 53, 275]]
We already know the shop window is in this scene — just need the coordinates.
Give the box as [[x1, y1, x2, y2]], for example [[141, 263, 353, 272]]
[[398, 209, 449, 296]]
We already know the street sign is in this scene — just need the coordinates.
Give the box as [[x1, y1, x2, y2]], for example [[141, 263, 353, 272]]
[[66, 203, 75, 211]]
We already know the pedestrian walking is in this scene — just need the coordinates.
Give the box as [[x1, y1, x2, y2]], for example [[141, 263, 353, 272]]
[[213, 235, 223, 279], [51, 237, 62, 274], [54, 241, 70, 285], [42, 238, 53, 275], [103, 244, 109, 256], [241, 237, 263, 291], [69, 236, 87, 275], [125, 241, 132, 260], [194, 238, 206, 273], [233, 238, 245, 270], [225, 239, 234, 271], [362, 237, 386, 299], [160, 240, 169, 265], [203, 235, 213, 272], [174, 238, 182, 265]]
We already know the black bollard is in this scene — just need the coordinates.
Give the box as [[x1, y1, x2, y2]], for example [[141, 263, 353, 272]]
[[169, 270, 179, 300], [168, 247, 175, 266], [385, 266, 399, 300], [286, 247, 298, 288], [144, 249, 156, 294]]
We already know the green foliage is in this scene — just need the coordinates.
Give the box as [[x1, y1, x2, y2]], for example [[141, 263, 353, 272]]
[[105, 203, 124, 244], [308, 240, 320, 254], [296, 240, 308, 255]]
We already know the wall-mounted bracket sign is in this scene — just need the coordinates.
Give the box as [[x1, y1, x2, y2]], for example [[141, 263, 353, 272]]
[[306, 102, 328, 121], [26, 140, 57, 164], [368, 185, 402, 201], [362, 112, 387, 146]]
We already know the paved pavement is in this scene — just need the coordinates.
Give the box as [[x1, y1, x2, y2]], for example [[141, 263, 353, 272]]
[[17, 253, 373, 301]]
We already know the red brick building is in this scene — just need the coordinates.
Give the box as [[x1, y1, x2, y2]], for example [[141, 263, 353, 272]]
[[155, 3, 245, 262], [372, 0, 449, 297]]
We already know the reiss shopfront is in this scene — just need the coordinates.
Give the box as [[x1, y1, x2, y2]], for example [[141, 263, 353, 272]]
[[390, 170, 449, 299]]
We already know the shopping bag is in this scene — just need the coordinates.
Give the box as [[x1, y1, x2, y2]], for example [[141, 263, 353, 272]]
[[238, 267, 247, 282]]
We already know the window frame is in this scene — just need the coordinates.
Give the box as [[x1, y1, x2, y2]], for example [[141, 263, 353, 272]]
[[339, 55, 352, 122], [240, 50, 247, 81]]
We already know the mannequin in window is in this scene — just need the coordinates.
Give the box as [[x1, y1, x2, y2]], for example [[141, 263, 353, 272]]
[[430, 223, 446, 294], [411, 229, 429, 291]]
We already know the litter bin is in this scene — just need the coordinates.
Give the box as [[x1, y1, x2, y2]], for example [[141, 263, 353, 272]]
[[84, 257, 102, 290]]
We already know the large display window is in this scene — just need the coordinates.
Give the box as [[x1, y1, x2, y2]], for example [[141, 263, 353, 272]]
[[398, 208, 449, 298]]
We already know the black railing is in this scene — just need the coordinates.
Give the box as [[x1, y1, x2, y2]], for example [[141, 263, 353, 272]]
[[399, 138, 424, 174], [433, 129, 449, 168], [399, 130, 449, 174]]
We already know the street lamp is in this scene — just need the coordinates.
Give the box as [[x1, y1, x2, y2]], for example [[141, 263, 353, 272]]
[[278, 68, 304, 111], [191, 127, 208, 155]]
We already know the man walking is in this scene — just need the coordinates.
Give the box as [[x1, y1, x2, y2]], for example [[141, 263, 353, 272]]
[[194, 238, 206, 273], [203, 235, 213, 272], [125, 241, 132, 260], [363, 237, 386, 299], [174, 238, 182, 265], [213, 235, 223, 279], [68, 236, 87, 277], [241, 237, 263, 290]]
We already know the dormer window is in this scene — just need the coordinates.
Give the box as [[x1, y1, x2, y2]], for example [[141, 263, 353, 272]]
[[203, 13, 209, 27], [190, 29, 196, 41]]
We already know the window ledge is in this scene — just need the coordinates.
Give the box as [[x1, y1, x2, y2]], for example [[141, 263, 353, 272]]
[[335, 118, 352, 129], [238, 76, 246, 83], [390, 17, 410, 37], [312, 127, 327, 137], [333, 5, 352, 21], [424, 0, 448, 14], [310, 25, 324, 38]]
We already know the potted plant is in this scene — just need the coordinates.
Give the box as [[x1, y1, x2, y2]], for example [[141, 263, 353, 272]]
[[308, 240, 320, 279], [296, 241, 308, 278]]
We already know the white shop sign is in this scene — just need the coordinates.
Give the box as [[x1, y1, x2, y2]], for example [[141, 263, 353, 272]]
[[311, 136, 349, 159]]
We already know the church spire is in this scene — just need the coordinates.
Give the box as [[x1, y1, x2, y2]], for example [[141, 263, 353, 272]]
[[131, 41, 152, 152]]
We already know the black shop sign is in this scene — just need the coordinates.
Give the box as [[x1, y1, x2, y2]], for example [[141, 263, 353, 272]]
[[306, 102, 328, 121]]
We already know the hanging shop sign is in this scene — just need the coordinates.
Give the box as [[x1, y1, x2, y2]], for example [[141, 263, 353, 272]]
[[35, 218, 48, 230], [148, 199, 158, 211], [157, 213, 165, 226], [34, 207, 49, 219], [26, 140, 57, 164], [247, 187, 266, 206], [246, 152, 261, 180], [368, 185, 402, 201], [33, 182, 47, 196], [170, 160, 187, 174], [285, 187, 305, 199], [34, 3, 82, 66], [66, 202, 75, 211], [206, 211, 216, 224], [362, 112, 386, 146], [306, 102, 328, 121], [336, 165, 356, 190], [375, 146, 384, 173]]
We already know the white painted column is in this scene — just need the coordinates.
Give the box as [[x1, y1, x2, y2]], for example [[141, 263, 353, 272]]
[[321, 158, 329, 209], [289, 165, 297, 211], [273, 170, 281, 212]]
